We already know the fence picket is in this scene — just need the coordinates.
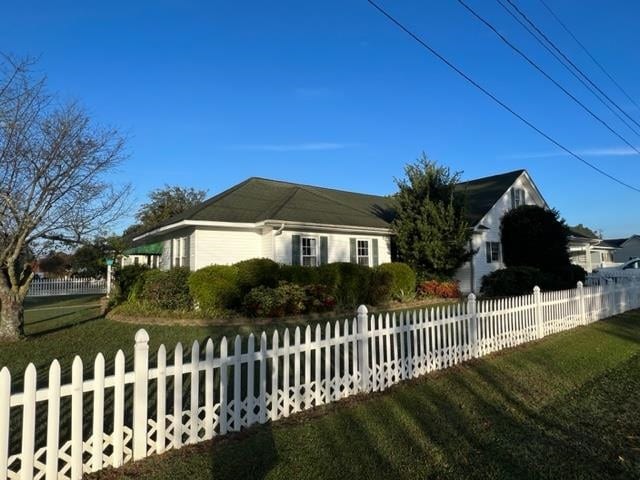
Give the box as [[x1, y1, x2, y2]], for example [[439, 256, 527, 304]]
[[91, 354, 105, 472], [21, 364, 36, 480], [0, 368, 10, 480], [157, 345, 167, 452], [189, 340, 200, 443], [112, 351, 125, 467], [204, 340, 214, 439], [45, 361, 60, 480], [173, 343, 183, 448], [70, 357, 83, 480]]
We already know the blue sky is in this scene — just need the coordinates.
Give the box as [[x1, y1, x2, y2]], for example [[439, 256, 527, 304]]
[[3, 1, 639, 237]]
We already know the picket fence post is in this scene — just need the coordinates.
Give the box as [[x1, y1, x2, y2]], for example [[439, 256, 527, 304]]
[[133, 329, 150, 461], [577, 281, 586, 325], [467, 293, 478, 358], [356, 305, 370, 393], [533, 286, 543, 339]]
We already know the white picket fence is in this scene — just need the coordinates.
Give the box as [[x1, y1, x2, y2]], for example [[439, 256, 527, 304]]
[[585, 270, 640, 286], [2, 279, 640, 479], [26, 278, 107, 297]]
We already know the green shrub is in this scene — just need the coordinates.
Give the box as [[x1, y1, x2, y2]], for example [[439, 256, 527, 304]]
[[279, 265, 321, 286], [140, 267, 192, 310], [243, 281, 306, 318], [235, 258, 280, 294], [188, 265, 240, 313], [114, 264, 148, 302], [368, 267, 394, 305], [553, 264, 587, 290], [331, 263, 372, 308], [480, 267, 550, 297], [376, 263, 416, 301], [316, 263, 342, 293]]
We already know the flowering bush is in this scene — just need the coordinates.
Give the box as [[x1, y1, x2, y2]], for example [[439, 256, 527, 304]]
[[243, 281, 306, 318], [417, 279, 461, 299], [303, 284, 337, 313]]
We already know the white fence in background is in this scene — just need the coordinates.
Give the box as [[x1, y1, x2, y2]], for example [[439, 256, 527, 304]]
[[586, 270, 640, 286], [3, 278, 640, 479], [26, 278, 107, 297]]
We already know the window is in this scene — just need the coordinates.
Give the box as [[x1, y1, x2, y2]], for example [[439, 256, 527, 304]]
[[357, 239, 370, 266], [172, 237, 189, 268], [511, 188, 525, 209], [485, 241, 500, 263], [301, 237, 317, 266], [134, 257, 139, 266]]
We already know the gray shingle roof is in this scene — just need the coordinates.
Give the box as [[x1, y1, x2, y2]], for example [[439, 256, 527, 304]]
[[139, 170, 527, 236]]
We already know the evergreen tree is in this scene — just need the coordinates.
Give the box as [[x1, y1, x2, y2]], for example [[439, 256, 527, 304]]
[[392, 154, 472, 278]]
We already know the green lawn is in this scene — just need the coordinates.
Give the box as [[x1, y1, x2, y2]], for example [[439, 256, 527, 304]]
[[84, 309, 640, 480]]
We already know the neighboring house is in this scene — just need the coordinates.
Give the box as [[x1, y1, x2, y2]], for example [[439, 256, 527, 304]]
[[120, 242, 163, 268], [606, 235, 640, 262], [133, 169, 546, 293], [567, 228, 618, 272]]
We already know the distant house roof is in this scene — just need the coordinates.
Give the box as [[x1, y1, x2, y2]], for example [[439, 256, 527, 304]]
[[604, 237, 630, 248], [135, 169, 531, 240]]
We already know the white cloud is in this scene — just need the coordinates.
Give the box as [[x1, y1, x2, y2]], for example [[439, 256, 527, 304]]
[[228, 142, 357, 152], [504, 147, 640, 159]]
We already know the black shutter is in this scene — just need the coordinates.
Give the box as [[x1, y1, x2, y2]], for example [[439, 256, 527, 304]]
[[372, 238, 379, 267], [291, 235, 301, 265], [320, 236, 328, 265], [485, 242, 491, 263], [511, 188, 516, 209], [350, 238, 357, 264]]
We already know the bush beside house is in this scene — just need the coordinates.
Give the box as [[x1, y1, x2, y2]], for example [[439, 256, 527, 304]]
[[112, 259, 458, 320], [481, 205, 587, 297]]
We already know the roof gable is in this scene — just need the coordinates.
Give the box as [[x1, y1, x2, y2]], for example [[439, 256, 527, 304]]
[[455, 170, 526, 226]]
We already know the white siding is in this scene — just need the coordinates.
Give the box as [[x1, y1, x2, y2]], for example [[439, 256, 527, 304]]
[[192, 227, 263, 269], [275, 230, 392, 266], [456, 173, 546, 293]]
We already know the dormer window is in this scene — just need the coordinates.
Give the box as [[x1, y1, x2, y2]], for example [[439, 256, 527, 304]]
[[511, 188, 525, 209]]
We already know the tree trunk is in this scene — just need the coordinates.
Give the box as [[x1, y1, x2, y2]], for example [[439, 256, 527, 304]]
[[0, 292, 25, 341]]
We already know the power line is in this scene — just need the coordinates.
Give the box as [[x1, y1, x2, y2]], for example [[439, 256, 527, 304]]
[[503, 0, 640, 133], [538, 0, 640, 114], [494, 0, 640, 138], [455, 0, 640, 154], [365, 0, 640, 194]]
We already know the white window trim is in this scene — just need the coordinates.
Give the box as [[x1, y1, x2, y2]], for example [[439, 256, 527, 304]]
[[512, 187, 525, 209], [486, 241, 501, 264], [356, 238, 371, 267], [300, 235, 319, 267]]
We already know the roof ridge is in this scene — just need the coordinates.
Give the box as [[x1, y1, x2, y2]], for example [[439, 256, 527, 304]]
[[248, 176, 389, 199], [298, 184, 383, 218]]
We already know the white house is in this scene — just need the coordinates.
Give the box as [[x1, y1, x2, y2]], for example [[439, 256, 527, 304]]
[[133, 169, 547, 293], [567, 229, 618, 272]]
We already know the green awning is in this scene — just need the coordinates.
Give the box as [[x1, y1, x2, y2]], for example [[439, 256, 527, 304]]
[[123, 242, 162, 256]]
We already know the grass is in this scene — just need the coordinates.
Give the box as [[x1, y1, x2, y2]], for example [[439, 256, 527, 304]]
[[86, 309, 640, 480]]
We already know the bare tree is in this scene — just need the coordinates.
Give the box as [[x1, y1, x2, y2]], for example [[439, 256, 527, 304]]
[[0, 54, 130, 340]]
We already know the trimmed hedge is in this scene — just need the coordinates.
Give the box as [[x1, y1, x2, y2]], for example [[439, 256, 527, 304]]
[[235, 258, 280, 294], [481, 264, 588, 298], [140, 267, 192, 310], [376, 263, 416, 301], [188, 265, 240, 313], [480, 267, 550, 297]]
